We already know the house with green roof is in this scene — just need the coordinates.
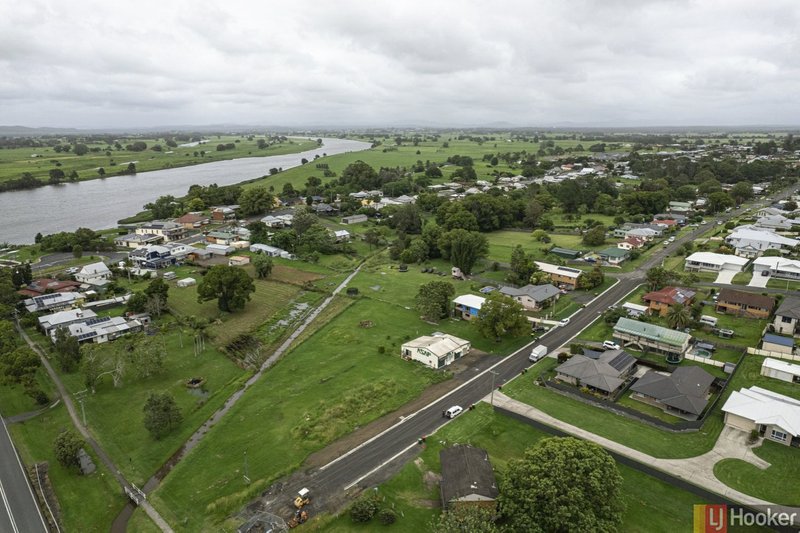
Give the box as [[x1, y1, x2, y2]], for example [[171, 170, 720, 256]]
[[613, 317, 691, 362], [598, 247, 630, 265]]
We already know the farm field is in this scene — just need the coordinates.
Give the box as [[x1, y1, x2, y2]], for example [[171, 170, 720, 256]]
[[0, 136, 313, 186]]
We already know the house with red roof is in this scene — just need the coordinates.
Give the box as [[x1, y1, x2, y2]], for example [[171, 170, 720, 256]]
[[17, 278, 82, 298], [642, 286, 696, 317]]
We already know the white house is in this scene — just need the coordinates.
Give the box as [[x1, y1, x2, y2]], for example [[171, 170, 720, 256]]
[[625, 228, 659, 241], [773, 296, 800, 336], [24, 292, 84, 313], [135, 221, 185, 242], [684, 252, 749, 273], [453, 294, 486, 320], [498, 284, 560, 311], [38, 308, 98, 336], [755, 215, 795, 231], [333, 229, 351, 242], [65, 316, 143, 344], [250, 243, 283, 257], [725, 228, 799, 258], [401, 333, 471, 369], [205, 244, 234, 256], [752, 256, 800, 281], [761, 358, 800, 384], [722, 386, 800, 446], [75, 262, 113, 287]]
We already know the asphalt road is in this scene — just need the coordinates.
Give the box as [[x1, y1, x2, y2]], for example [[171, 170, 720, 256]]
[[0, 415, 47, 533], [264, 189, 795, 515]]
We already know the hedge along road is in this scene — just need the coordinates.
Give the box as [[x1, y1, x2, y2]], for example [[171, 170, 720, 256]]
[[0, 137, 371, 244]]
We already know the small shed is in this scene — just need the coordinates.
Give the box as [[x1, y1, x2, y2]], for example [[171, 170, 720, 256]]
[[228, 256, 250, 266], [550, 247, 582, 259], [177, 278, 196, 288], [761, 358, 800, 383], [341, 214, 368, 224], [206, 244, 234, 256], [762, 333, 795, 355]]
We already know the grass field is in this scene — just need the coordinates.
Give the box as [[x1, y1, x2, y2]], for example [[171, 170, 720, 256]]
[[315, 404, 711, 533], [713, 440, 800, 506], [0, 367, 56, 418], [0, 135, 313, 186], [485, 230, 592, 264], [151, 297, 470, 530], [9, 405, 126, 532]]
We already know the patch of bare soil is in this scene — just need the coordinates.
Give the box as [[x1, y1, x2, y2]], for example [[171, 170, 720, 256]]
[[423, 470, 441, 492]]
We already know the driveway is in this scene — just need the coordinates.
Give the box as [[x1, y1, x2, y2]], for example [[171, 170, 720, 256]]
[[713, 270, 737, 285], [748, 273, 770, 288]]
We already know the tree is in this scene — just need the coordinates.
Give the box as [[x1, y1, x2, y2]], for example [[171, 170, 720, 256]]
[[729, 181, 753, 205], [197, 265, 255, 312], [48, 168, 65, 184], [72, 244, 83, 258], [499, 437, 625, 532], [784, 200, 798, 212], [646, 266, 678, 291], [665, 304, 692, 330], [415, 281, 455, 322], [582, 225, 606, 246], [53, 327, 81, 372], [144, 278, 169, 309], [144, 195, 178, 219], [143, 392, 183, 439], [390, 204, 423, 234], [126, 292, 148, 314], [0, 345, 40, 383], [246, 221, 270, 244], [349, 495, 380, 523], [431, 507, 499, 533], [400, 238, 428, 264], [508, 245, 537, 285], [363, 228, 382, 250], [706, 191, 734, 214], [291, 207, 318, 236], [238, 186, 274, 216], [253, 254, 274, 279], [476, 293, 528, 340], [438, 229, 489, 275], [579, 266, 605, 290], [0, 320, 20, 354], [73, 143, 89, 156], [128, 335, 166, 379], [53, 430, 84, 469]]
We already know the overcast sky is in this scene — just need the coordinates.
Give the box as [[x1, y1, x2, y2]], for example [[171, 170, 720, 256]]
[[1, 0, 799, 129]]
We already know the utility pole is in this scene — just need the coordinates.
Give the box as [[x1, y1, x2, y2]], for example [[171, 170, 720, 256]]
[[489, 370, 499, 407]]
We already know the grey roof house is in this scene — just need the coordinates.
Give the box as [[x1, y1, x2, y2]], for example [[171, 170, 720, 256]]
[[630, 366, 716, 420], [498, 284, 560, 311], [555, 349, 637, 396], [440, 445, 499, 509], [773, 296, 800, 336]]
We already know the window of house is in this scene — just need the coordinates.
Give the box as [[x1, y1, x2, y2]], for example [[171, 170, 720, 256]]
[[770, 429, 787, 442], [782, 316, 793, 323]]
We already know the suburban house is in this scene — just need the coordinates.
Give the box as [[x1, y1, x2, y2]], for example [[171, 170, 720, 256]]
[[761, 358, 800, 384], [260, 215, 285, 228], [613, 317, 691, 361], [715, 288, 775, 319], [534, 262, 583, 289], [684, 252, 749, 273], [135, 221, 185, 242], [650, 218, 678, 230], [401, 333, 471, 369], [613, 223, 663, 239], [722, 386, 800, 446], [24, 291, 85, 313], [114, 233, 163, 248], [598, 247, 630, 265], [756, 207, 791, 218], [38, 308, 98, 336], [725, 228, 799, 258], [75, 262, 113, 289], [205, 231, 238, 245], [624, 227, 660, 241], [312, 203, 337, 214], [752, 256, 800, 282], [642, 286, 696, 317], [498, 284, 560, 311], [655, 213, 687, 225], [554, 349, 636, 396], [439, 445, 499, 510], [211, 206, 237, 221], [754, 214, 796, 231], [668, 201, 693, 214], [129, 245, 176, 269], [250, 243, 284, 257], [64, 316, 144, 344], [453, 294, 486, 321], [761, 333, 794, 355], [341, 214, 368, 224], [617, 236, 646, 251], [205, 244, 234, 256], [772, 296, 800, 336], [630, 366, 716, 420], [18, 278, 81, 298], [174, 212, 210, 229]]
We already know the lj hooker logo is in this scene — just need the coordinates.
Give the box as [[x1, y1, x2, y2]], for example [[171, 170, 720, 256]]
[[694, 504, 728, 533]]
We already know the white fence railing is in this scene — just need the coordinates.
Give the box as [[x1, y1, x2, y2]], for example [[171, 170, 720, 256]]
[[747, 347, 800, 362], [684, 353, 725, 367]]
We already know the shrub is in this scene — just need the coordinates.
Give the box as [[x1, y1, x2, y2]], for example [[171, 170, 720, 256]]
[[350, 496, 380, 523], [378, 346, 386, 354], [378, 508, 397, 525]]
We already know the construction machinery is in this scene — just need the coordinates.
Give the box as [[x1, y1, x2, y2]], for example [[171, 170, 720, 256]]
[[293, 488, 310, 509]]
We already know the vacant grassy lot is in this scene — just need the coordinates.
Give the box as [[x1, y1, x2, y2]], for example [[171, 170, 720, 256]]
[[9, 405, 126, 532], [485, 230, 592, 264], [714, 440, 800, 506], [316, 404, 709, 533], [0, 136, 313, 185], [0, 367, 56, 418]]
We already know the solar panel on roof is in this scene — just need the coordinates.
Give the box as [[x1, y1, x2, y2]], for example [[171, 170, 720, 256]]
[[84, 316, 111, 326], [608, 352, 632, 371], [77, 332, 96, 341]]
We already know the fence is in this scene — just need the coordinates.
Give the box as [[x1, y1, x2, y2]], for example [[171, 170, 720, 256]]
[[684, 353, 725, 367], [747, 347, 800, 362]]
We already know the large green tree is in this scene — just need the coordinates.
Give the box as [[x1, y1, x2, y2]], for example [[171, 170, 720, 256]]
[[143, 392, 183, 440], [415, 281, 455, 322], [476, 292, 528, 340], [53, 430, 84, 469], [499, 437, 625, 532], [665, 303, 692, 330], [238, 186, 274, 216], [197, 265, 255, 312], [582, 225, 606, 246], [508, 245, 537, 285], [431, 506, 499, 533], [438, 229, 489, 275], [53, 327, 81, 372], [253, 254, 274, 279]]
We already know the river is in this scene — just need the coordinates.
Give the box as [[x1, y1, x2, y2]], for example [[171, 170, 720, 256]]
[[0, 137, 372, 244]]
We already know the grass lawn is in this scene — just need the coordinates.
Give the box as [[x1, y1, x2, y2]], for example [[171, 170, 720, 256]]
[[315, 404, 711, 533], [51, 328, 247, 486], [127, 508, 161, 532], [9, 405, 126, 532], [767, 278, 800, 291], [617, 392, 684, 423], [485, 230, 591, 264], [0, 367, 56, 418], [713, 440, 800, 505], [151, 298, 480, 530]]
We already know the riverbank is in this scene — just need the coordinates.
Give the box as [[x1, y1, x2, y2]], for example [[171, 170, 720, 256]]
[[0, 137, 372, 244], [0, 136, 315, 192]]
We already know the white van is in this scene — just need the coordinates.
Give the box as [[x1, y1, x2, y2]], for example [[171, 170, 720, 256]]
[[529, 345, 548, 363], [444, 405, 463, 419]]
